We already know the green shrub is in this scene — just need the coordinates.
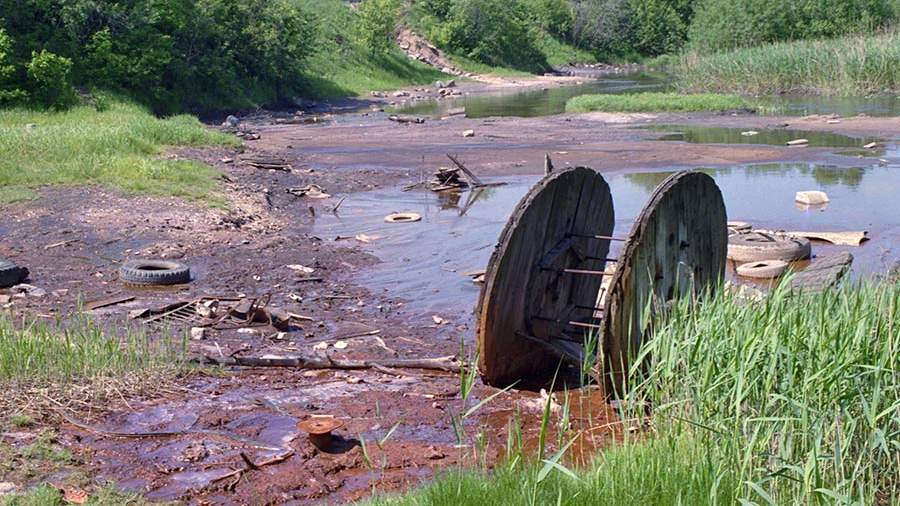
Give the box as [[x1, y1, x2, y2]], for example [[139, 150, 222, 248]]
[[521, 0, 574, 39], [358, 0, 403, 53], [689, 0, 897, 52], [0, 27, 25, 104], [571, 0, 637, 59], [419, 0, 454, 19], [433, 0, 550, 72], [26, 50, 75, 110], [628, 0, 688, 55]]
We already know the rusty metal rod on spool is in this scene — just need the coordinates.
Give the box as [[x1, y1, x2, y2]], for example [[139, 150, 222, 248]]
[[584, 256, 619, 262], [532, 315, 604, 330], [569, 233, 629, 242], [561, 268, 616, 276]]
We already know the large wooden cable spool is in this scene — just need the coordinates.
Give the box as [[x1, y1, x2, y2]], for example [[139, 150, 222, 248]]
[[476, 167, 615, 387], [600, 171, 728, 395]]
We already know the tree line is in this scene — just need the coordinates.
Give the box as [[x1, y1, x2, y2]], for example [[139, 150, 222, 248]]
[[1, 0, 897, 113]]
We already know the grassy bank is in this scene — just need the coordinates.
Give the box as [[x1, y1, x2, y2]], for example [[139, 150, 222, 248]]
[[0, 99, 235, 205], [370, 281, 900, 505], [294, 0, 447, 98], [566, 92, 756, 113], [673, 30, 900, 96]]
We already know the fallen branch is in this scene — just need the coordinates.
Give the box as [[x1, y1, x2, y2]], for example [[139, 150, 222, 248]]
[[446, 153, 483, 186], [195, 353, 461, 373]]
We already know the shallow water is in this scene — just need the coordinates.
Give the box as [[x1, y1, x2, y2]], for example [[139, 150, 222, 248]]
[[646, 125, 883, 150], [392, 72, 900, 119], [314, 155, 900, 322]]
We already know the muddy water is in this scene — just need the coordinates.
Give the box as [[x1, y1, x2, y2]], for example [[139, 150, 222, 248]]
[[393, 72, 900, 119], [315, 157, 900, 324]]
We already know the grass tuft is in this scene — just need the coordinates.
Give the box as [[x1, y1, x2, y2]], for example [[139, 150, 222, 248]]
[[566, 92, 756, 113], [0, 99, 236, 206], [673, 30, 900, 96]]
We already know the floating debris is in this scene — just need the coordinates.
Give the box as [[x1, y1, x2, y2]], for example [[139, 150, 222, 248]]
[[384, 212, 422, 223]]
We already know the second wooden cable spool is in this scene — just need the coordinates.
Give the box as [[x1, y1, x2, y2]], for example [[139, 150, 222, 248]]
[[476, 169, 727, 391]]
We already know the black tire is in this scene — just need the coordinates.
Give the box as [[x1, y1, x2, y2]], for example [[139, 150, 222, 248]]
[[119, 260, 191, 286], [0, 258, 28, 288]]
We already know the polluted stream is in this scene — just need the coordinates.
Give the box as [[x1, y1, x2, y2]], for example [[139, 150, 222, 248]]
[[314, 158, 900, 325]]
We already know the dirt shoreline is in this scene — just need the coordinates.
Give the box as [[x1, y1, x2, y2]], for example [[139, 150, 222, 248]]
[[1, 82, 898, 503]]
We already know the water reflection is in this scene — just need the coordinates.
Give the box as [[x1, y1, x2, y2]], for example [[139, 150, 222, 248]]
[[315, 162, 899, 321], [647, 125, 881, 149]]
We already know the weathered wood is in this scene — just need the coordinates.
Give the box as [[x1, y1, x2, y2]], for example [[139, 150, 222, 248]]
[[600, 171, 727, 396], [787, 252, 853, 292], [477, 167, 614, 386]]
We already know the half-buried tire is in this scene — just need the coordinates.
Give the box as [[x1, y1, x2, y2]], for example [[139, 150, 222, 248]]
[[119, 260, 191, 286], [728, 232, 811, 263], [0, 258, 28, 288]]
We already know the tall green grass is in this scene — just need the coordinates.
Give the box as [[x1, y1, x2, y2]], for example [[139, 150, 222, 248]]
[[369, 281, 899, 505], [566, 92, 757, 113], [0, 99, 235, 205], [0, 315, 186, 386], [674, 30, 900, 96]]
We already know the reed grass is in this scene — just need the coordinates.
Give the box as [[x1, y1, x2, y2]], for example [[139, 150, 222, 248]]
[[674, 30, 900, 96], [368, 280, 899, 505], [565, 92, 756, 113], [0, 99, 236, 205]]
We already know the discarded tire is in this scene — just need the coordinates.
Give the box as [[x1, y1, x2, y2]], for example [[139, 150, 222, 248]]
[[728, 232, 811, 263], [384, 212, 422, 223], [0, 258, 28, 288], [119, 260, 191, 286], [736, 260, 789, 279]]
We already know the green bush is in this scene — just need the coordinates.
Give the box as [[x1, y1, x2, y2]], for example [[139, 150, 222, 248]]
[[0, 0, 317, 113], [521, 0, 573, 39], [629, 0, 688, 55], [358, 0, 403, 53], [432, 0, 550, 72], [689, 0, 897, 52], [571, 0, 637, 59], [25, 50, 74, 110], [0, 28, 25, 104], [419, 0, 454, 19]]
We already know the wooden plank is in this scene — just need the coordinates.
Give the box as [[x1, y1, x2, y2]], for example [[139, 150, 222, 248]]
[[85, 294, 136, 311], [787, 252, 853, 292]]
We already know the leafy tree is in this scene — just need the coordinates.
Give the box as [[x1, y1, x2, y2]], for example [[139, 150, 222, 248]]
[[571, 0, 636, 58], [521, 0, 574, 38], [358, 0, 402, 53], [629, 0, 688, 55], [26, 50, 74, 109], [0, 27, 26, 104]]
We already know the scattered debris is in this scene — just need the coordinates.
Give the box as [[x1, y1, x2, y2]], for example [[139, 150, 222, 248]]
[[85, 294, 135, 311], [462, 129, 475, 138], [333, 340, 348, 350], [10, 284, 46, 298], [196, 353, 462, 373], [222, 115, 240, 128], [286, 264, 316, 274], [431, 315, 445, 325], [727, 221, 753, 234], [355, 234, 381, 243], [795, 190, 829, 205], [240, 156, 291, 171], [384, 212, 422, 223], [297, 416, 344, 450], [313, 342, 329, 351], [286, 184, 330, 199], [44, 239, 78, 250], [429, 167, 469, 191], [786, 138, 809, 146], [220, 157, 234, 164], [190, 327, 208, 340], [388, 115, 425, 124], [135, 295, 300, 332], [740, 130, 759, 136], [757, 230, 868, 246], [864, 142, 879, 149]]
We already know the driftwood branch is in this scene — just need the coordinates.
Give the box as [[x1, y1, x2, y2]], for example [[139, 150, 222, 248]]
[[194, 353, 461, 373]]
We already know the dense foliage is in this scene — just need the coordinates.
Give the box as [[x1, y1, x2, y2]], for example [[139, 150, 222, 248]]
[[688, 0, 898, 52], [0, 0, 316, 113]]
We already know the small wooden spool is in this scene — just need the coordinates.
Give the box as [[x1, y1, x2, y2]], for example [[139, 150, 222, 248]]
[[476, 167, 615, 386]]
